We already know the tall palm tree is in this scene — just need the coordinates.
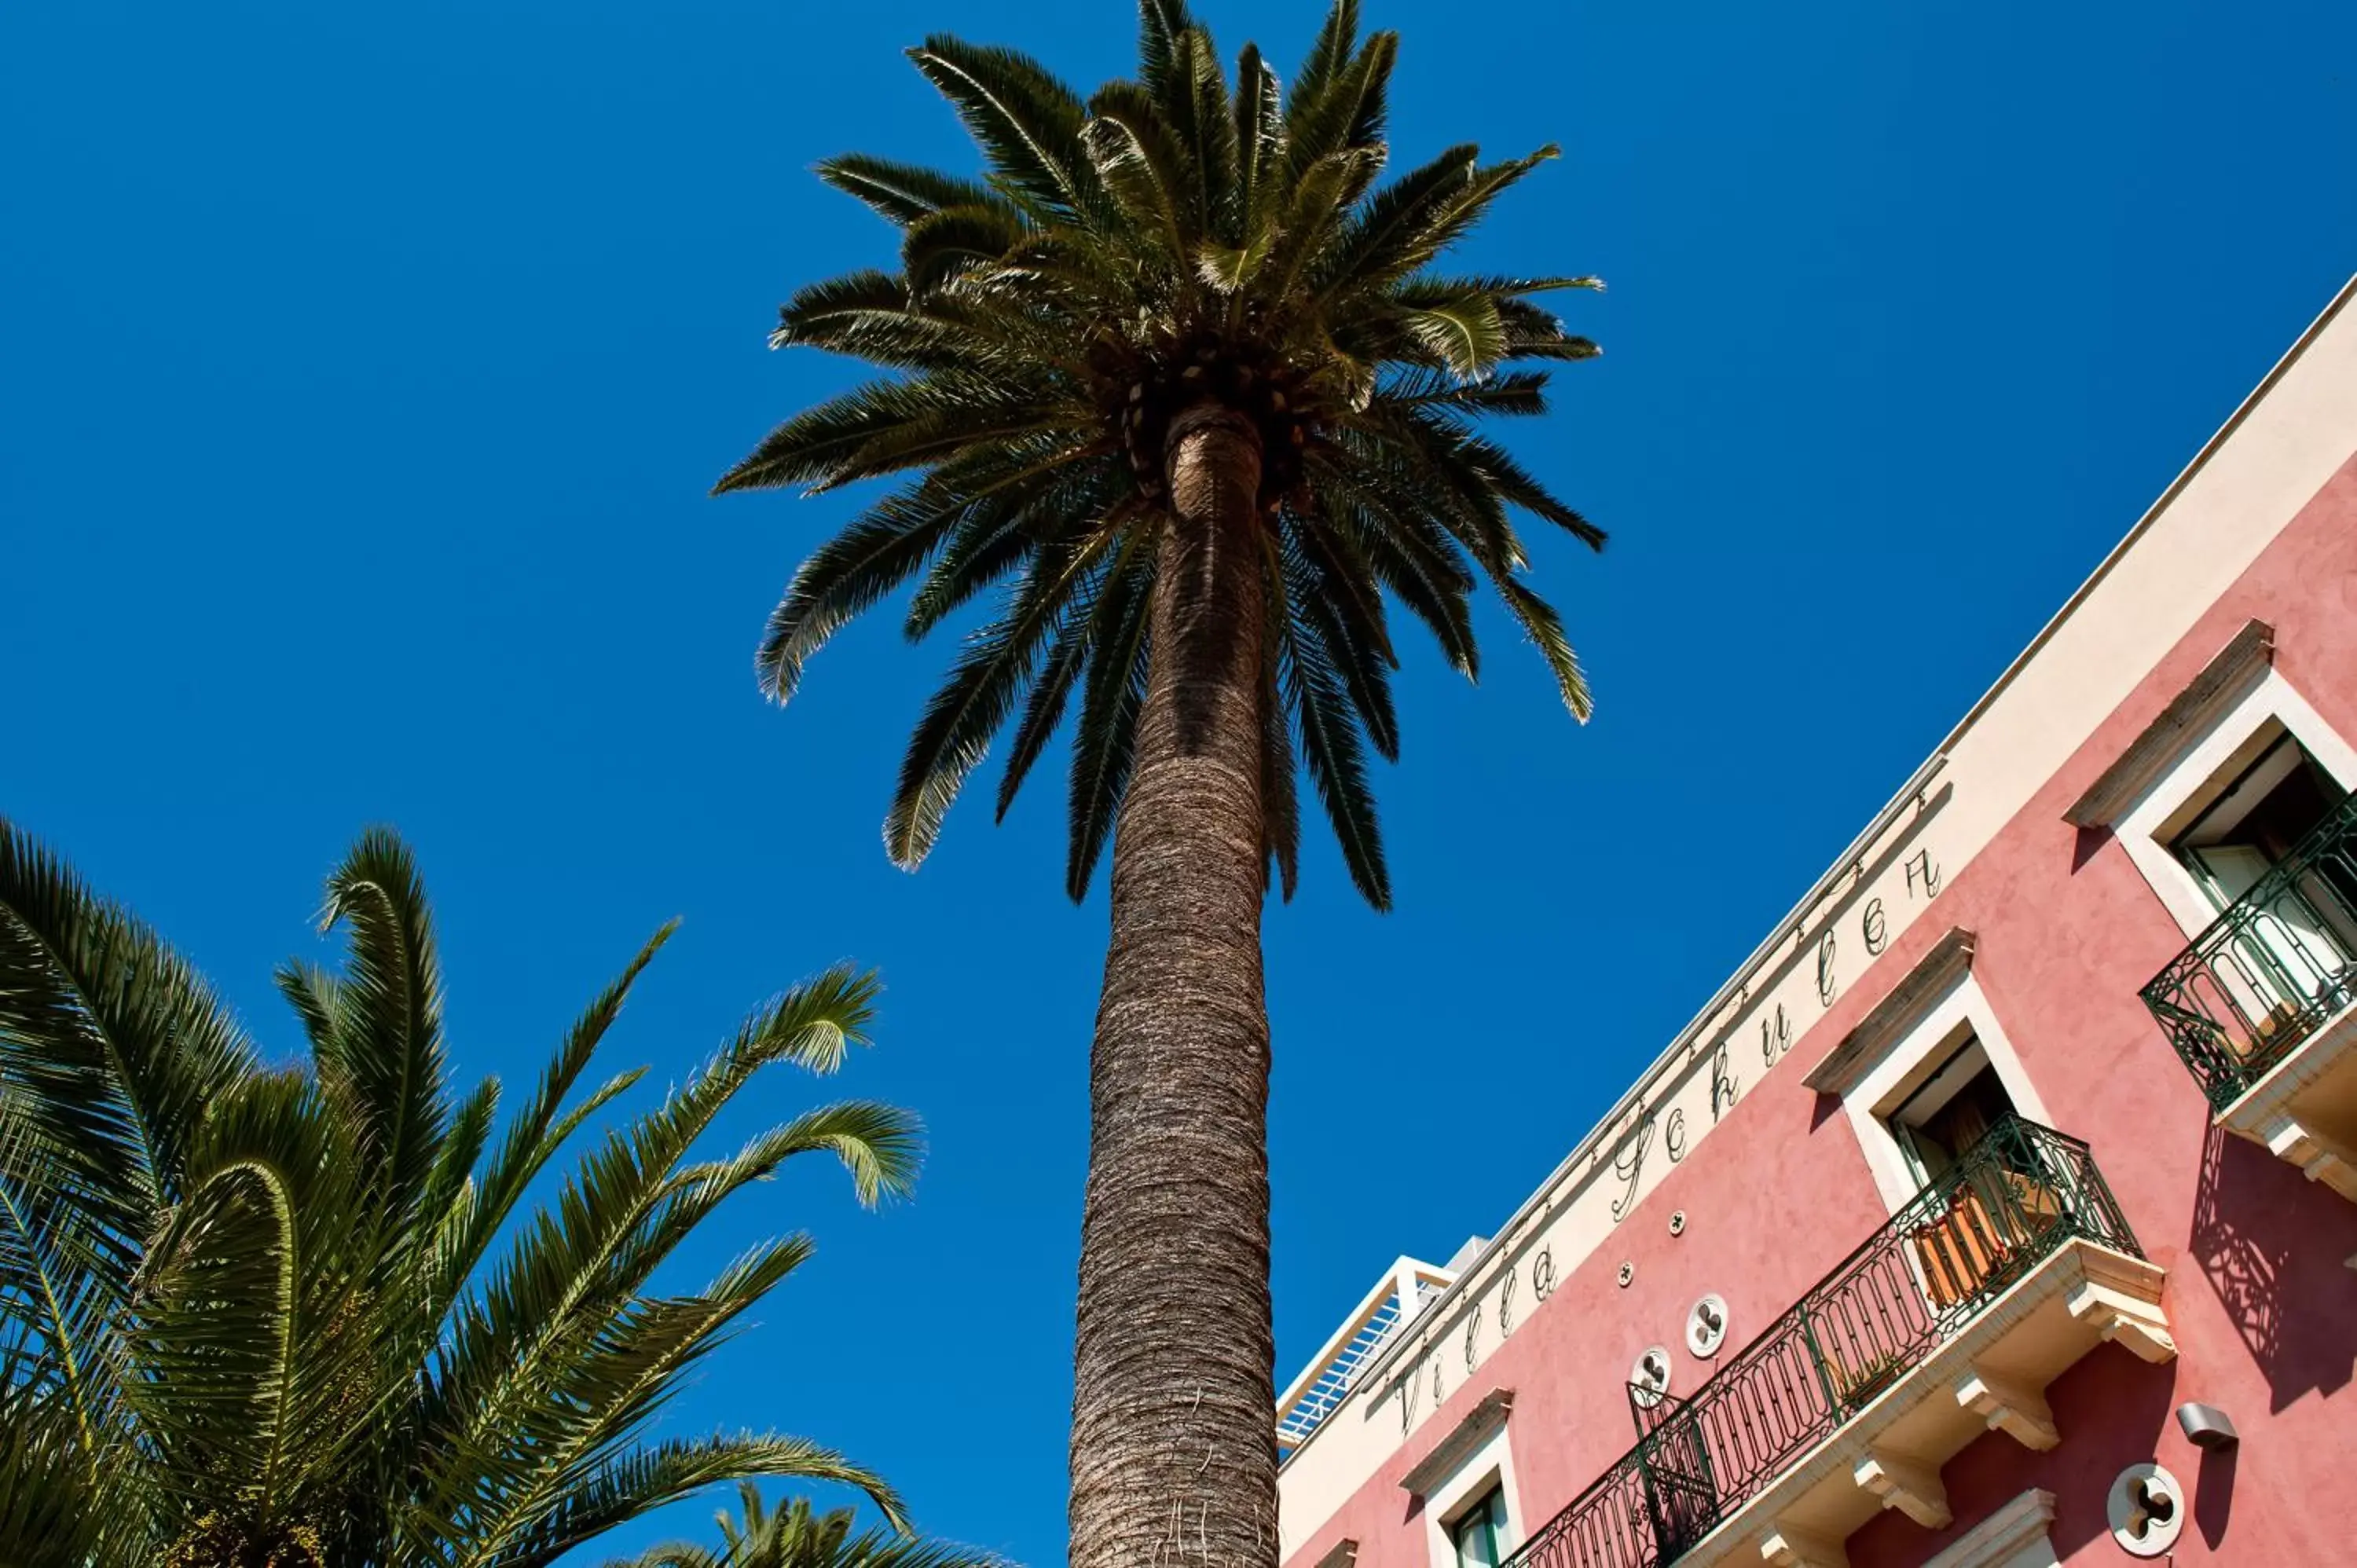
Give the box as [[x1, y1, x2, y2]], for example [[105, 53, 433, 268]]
[[607, 1482, 1005, 1568], [712, 3, 1601, 1560], [0, 821, 919, 1567]]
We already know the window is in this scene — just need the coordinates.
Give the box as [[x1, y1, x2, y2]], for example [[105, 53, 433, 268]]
[[2106, 664, 2357, 954], [2173, 733, 2347, 888], [1407, 1394, 1522, 1568], [1446, 1486, 1509, 1568], [1878, 1036, 2071, 1310], [1820, 946, 2058, 1216], [2168, 733, 2357, 1017], [1886, 1038, 2019, 1185]]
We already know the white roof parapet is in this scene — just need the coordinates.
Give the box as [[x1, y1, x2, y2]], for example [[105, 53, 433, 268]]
[[1277, 1257, 1455, 1453]]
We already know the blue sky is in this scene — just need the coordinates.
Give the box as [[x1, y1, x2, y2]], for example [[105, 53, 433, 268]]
[[4, 0, 2352, 1562]]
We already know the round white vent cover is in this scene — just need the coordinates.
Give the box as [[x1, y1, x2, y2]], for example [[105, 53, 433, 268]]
[[2107, 1463, 2184, 1557], [1629, 1346, 1673, 1408], [1686, 1294, 1730, 1357]]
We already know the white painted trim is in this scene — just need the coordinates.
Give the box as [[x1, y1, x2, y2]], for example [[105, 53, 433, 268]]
[[1807, 928, 1978, 1096], [1417, 1408, 1527, 1568], [1837, 971, 2054, 1212], [1400, 1390, 1514, 1499], [1923, 1488, 2058, 1568], [2066, 620, 2274, 827], [2113, 667, 2357, 943]]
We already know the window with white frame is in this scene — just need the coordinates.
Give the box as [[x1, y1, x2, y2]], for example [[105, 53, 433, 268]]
[[1921, 1487, 2059, 1568], [1884, 1035, 2025, 1187], [2112, 666, 2357, 950], [2164, 730, 2357, 1005], [1444, 1485, 1510, 1568], [1826, 966, 2055, 1215], [1404, 1392, 1524, 1568]]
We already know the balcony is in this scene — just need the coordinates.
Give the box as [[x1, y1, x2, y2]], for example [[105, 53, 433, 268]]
[[1505, 1119, 2171, 1568], [2141, 792, 2357, 1201]]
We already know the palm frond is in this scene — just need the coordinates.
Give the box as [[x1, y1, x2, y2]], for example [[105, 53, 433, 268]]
[[1230, 42, 1284, 236], [1302, 464, 1481, 680], [1285, 28, 1397, 197], [462, 1432, 903, 1568], [1080, 87, 1193, 261], [599, 1485, 1005, 1568], [1258, 581, 1301, 903], [1063, 565, 1154, 901], [314, 826, 451, 1213], [1285, 0, 1364, 145], [691, 1098, 922, 1211], [907, 38, 1096, 221], [1315, 141, 1478, 299], [0, 818, 258, 1487], [1286, 522, 1398, 759], [1492, 571, 1593, 721], [1281, 614, 1391, 909], [0, 818, 256, 1222], [902, 465, 1123, 640], [1162, 24, 1237, 239], [429, 923, 676, 1306], [1380, 366, 1552, 416], [992, 524, 1151, 826], [750, 477, 987, 704], [1135, 0, 1193, 100], [885, 532, 1116, 867], [901, 205, 1032, 295], [815, 154, 1012, 229]]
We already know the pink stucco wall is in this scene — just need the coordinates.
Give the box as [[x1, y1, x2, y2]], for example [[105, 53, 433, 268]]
[[1840, 449, 2357, 1567], [1286, 452, 2357, 1568]]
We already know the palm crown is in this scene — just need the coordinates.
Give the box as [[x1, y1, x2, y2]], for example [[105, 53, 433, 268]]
[[716, 0, 1603, 908], [0, 823, 917, 1567]]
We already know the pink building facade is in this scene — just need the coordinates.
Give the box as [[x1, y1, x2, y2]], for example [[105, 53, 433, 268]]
[[1274, 277, 2357, 1568]]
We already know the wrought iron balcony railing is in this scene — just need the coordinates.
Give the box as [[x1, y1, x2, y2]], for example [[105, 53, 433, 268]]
[[1504, 1118, 2139, 1568], [2140, 793, 2357, 1112]]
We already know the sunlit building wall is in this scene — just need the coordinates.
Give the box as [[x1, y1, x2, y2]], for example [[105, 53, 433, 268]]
[[1275, 276, 2357, 1568]]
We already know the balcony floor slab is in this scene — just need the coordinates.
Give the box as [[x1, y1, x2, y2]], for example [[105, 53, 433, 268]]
[[2216, 999, 2357, 1204]]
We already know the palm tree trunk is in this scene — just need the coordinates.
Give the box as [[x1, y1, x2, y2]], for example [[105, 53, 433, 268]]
[[1068, 403, 1277, 1568]]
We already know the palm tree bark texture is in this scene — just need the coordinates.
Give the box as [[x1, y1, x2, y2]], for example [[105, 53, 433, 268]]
[[708, 2, 1606, 1563], [1073, 406, 1275, 1565]]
